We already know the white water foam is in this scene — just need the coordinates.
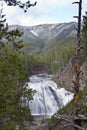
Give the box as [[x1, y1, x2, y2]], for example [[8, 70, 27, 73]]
[[26, 74, 73, 117]]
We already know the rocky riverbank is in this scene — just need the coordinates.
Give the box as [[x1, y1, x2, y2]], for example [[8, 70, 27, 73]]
[[52, 62, 87, 92], [28, 61, 87, 130]]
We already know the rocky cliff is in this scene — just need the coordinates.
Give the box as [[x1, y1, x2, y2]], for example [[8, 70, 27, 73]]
[[52, 62, 87, 91]]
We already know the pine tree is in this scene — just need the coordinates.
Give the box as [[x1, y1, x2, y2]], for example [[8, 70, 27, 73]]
[[2, 0, 37, 12], [82, 12, 87, 48], [81, 11, 87, 58], [0, 10, 34, 130]]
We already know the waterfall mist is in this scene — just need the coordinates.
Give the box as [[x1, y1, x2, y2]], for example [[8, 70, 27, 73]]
[[26, 74, 73, 118]]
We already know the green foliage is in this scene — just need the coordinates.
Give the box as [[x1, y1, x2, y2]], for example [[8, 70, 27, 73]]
[[0, 9, 24, 51], [48, 115, 58, 129], [7, 28, 24, 50], [80, 11, 87, 64], [48, 86, 87, 129], [0, 52, 34, 129], [20, 53, 45, 75], [8, 22, 77, 54], [2, 121, 15, 130], [20, 41, 76, 75], [0, 9, 8, 49], [44, 36, 76, 50], [42, 43, 76, 73], [21, 31, 44, 54], [82, 12, 87, 48], [3, 0, 37, 12], [0, 10, 34, 130], [58, 86, 87, 115]]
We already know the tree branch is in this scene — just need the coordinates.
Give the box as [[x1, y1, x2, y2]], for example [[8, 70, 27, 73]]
[[64, 123, 87, 130], [3, 0, 37, 12]]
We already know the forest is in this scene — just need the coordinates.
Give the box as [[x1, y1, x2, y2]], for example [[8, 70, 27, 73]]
[[0, 0, 87, 130]]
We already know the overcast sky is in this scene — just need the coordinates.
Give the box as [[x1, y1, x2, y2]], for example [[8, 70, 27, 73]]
[[1, 0, 87, 26]]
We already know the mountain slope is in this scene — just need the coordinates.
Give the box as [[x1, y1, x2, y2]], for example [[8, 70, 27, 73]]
[[9, 25, 44, 53], [9, 22, 77, 53]]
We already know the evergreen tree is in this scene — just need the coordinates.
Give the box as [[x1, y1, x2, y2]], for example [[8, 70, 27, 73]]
[[0, 9, 8, 49], [0, 53, 33, 130], [0, 10, 34, 130], [1, 0, 37, 12], [81, 11, 87, 58], [82, 12, 87, 48]]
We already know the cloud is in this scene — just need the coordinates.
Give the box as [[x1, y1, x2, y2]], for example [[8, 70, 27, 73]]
[[2, 3, 16, 16], [37, 0, 73, 8], [19, 15, 38, 26], [19, 15, 59, 26], [1, 0, 87, 26]]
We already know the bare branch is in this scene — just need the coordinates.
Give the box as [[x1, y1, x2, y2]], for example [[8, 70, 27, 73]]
[[64, 123, 87, 130], [2, 0, 37, 12], [72, 2, 79, 4], [73, 16, 79, 19]]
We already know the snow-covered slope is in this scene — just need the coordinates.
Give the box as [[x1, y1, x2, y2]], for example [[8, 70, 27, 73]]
[[9, 22, 77, 53]]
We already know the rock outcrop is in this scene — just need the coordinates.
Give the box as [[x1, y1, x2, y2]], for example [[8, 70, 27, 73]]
[[52, 62, 87, 91]]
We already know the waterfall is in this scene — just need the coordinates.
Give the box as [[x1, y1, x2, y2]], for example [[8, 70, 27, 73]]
[[26, 74, 73, 117]]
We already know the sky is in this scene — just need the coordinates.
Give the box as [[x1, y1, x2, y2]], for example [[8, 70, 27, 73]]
[[1, 0, 87, 26]]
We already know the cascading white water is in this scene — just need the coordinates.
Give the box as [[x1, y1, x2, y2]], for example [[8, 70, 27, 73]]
[[26, 74, 73, 117]]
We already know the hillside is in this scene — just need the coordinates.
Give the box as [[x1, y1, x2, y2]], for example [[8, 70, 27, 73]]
[[28, 62, 87, 130], [9, 22, 77, 53], [8, 21, 87, 130], [47, 84, 87, 130]]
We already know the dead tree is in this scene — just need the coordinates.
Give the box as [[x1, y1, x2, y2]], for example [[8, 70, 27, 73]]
[[72, 0, 82, 116], [72, 0, 85, 129], [73, 0, 82, 50], [48, 1, 87, 130]]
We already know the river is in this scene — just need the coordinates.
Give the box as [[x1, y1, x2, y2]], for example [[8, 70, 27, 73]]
[[26, 73, 73, 119]]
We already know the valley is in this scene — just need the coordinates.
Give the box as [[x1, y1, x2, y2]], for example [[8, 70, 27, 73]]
[[9, 22, 77, 54], [0, 0, 87, 130]]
